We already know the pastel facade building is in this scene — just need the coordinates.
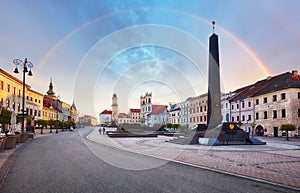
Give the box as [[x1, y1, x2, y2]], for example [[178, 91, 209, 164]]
[[118, 113, 131, 125], [129, 108, 140, 124], [189, 94, 208, 128], [140, 92, 152, 125], [253, 71, 300, 137]]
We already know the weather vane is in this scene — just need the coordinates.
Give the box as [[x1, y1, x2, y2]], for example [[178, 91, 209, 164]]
[[212, 21, 216, 33]]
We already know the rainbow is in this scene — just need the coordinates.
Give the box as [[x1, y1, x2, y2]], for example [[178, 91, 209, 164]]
[[37, 7, 272, 76], [219, 26, 272, 76]]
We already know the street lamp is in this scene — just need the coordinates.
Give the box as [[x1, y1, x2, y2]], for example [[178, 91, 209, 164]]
[[56, 95, 60, 134], [13, 58, 33, 134]]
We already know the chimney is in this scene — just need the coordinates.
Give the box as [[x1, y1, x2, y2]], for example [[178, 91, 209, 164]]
[[292, 70, 298, 80]]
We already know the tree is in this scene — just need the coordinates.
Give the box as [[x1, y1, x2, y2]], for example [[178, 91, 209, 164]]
[[280, 124, 296, 141], [36, 119, 48, 134], [0, 108, 11, 125], [48, 119, 55, 133]]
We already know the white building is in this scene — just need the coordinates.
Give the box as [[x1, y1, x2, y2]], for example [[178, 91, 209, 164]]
[[147, 105, 168, 127], [179, 98, 191, 128], [168, 103, 180, 124], [99, 110, 112, 126], [140, 92, 152, 125]]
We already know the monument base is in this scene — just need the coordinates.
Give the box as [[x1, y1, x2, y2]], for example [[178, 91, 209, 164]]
[[168, 122, 266, 145], [198, 138, 221, 146]]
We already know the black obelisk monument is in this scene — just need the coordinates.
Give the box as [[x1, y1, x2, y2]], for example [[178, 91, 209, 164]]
[[207, 21, 222, 129]]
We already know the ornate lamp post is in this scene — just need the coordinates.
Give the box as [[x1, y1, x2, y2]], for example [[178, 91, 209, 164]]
[[56, 95, 60, 134], [13, 58, 33, 134]]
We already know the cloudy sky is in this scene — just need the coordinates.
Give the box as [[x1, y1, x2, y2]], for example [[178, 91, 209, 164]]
[[0, 0, 299, 118]]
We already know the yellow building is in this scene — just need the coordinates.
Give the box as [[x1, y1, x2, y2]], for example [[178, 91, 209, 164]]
[[70, 101, 77, 122], [0, 69, 43, 119], [0, 69, 27, 112]]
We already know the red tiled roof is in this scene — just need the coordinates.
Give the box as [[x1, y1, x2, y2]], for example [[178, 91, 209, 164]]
[[148, 105, 167, 116], [129, 108, 140, 113], [229, 72, 296, 101], [118, 113, 131, 118], [100, 110, 112, 114]]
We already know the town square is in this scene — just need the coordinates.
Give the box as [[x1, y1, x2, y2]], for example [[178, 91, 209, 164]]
[[0, 0, 300, 192]]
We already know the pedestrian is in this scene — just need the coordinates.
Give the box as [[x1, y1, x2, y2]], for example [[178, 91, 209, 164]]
[[103, 127, 105, 135], [99, 127, 102, 135]]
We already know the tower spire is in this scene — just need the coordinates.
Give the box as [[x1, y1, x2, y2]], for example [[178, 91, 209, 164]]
[[46, 77, 56, 97], [212, 21, 216, 33]]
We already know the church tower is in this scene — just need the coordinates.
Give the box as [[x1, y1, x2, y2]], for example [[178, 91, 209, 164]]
[[46, 77, 56, 98], [111, 93, 119, 124]]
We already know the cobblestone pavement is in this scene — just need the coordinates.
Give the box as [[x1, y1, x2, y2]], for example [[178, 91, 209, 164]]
[[87, 128, 300, 190]]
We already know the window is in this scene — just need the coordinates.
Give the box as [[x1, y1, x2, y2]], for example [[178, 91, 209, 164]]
[[226, 103, 228, 108], [204, 106, 206, 111], [282, 109, 286, 118], [264, 111, 268, 119], [13, 87, 16, 95], [232, 117, 234, 122], [256, 99, 259, 105], [231, 105, 234, 110], [263, 97, 267, 103], [281, 93, 286, 100], [7, 84, 10, 92], [273, 110, 277, 119], [255, 113, 259, 120], [237, 116, 240, 122], [0, 81, 3, 90], [237, 104, 239, 109], [200, 106, 203, 112], [298, 109, 300, 117], [273, 95, 277, 102], [248, 115, 251, 121], [242, 115, 245, 121], [248, 101, 251, 108], [242, 102, 245, 108], [298, 92, 300, 99]]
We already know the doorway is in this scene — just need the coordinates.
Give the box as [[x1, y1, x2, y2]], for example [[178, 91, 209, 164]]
[[273, 127, 278, 137]]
